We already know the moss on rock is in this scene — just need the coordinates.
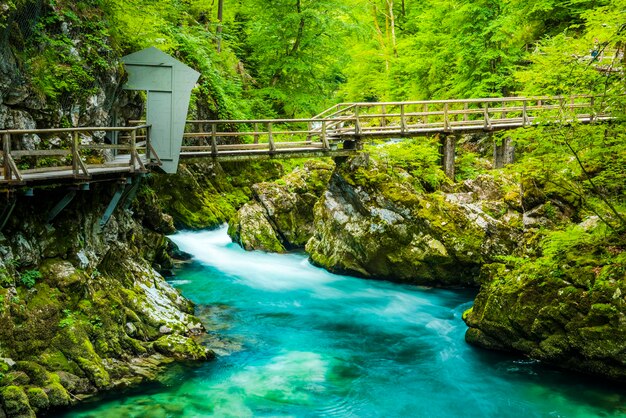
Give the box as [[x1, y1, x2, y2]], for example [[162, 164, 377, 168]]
[[464, 224, 626, 380], [0, 386, 34, 418], [305, 155, 521, 286]]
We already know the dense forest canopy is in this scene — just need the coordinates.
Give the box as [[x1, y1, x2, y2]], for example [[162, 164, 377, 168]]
[[2, 0, 624, 118]]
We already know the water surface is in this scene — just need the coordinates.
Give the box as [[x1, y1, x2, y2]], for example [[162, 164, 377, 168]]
[[62, 227, 626, 417]]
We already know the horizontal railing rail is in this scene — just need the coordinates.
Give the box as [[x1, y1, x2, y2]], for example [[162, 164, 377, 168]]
[[0, 125, 158, 185]]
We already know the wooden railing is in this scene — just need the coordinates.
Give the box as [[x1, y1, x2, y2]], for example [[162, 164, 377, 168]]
[[317, 95, 614, 138], [157, 95, 617, 158], [0, 125, 157, 184], [177, 118, 348, 157]]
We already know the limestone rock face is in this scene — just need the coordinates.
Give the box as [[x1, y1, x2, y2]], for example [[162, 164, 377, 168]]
[[305, 156, 522, 285], [229, 160, 335, 251]]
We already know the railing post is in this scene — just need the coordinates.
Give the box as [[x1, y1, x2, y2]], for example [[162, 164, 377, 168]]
[[381, 104, 386, 127], [423, 103, 429, 125], [2, 133, 11, 180], [130, 129, 137, 172], [522, 100, 529, 126], [400, 104, 408, 134], [145, 126, 151, 162], [72, 131, 79, 176], [443, 103, 450, 132], [253, 123, 259, 144], [483, 104, 491, 130], [463, 102, 469, 122], [354, 105, 361, 135], [321, 120, 329, 150], [268, 122, 276, 152], [211, 123, 218, 156]]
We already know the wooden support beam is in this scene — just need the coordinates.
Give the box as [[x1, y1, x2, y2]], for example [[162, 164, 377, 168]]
[[321, 121, 329, 150], [0, 196, 16, 231], [47, 190, 77, 223], [400, 104, 408, 134], [99, 179, 129, 227], [442, 134, 456, 180], [354, 105, 361, 135], [253, 123, 260, 144], [2, 133, 11, 180]]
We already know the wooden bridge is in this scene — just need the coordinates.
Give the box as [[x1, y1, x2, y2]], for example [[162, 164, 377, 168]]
[[0, 95, 614, 189]]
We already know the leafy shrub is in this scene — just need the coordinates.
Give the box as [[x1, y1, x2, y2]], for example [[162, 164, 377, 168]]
[[19, 270, 42, 289]]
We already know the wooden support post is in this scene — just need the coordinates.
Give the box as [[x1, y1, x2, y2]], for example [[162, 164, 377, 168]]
[[423, 103, 429, 124], [503, 136, 514, 166], [253, 123, 259, 144], [268, 122, 276, 152], [321, 121, 329, 150], [463, 103, 469, 122], [522, 100, 529, 126], [354, 105, 361, 135], [483, 105, 491, 130], [441, 134, 456, 180], [400, 104, 408, 134], [443, 103, 450, 132], [72, 132, 79, 176], [129, 129, 137, 172], [493, 136, 515, 168], [3, 133, 11, 180], [381, 104, 386, 127], [589, 96, 595, 122], [145, 126, 152, 161], [211, 123, 218, 156]]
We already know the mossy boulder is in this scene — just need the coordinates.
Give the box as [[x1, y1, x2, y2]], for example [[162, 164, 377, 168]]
[[229, 160, 335, 251], [305, 155, 521, 285], [228, 203, 285, 252], [464, 224, 626, 380], [25, 388, 48, 412], [0, 386, 34, 418]]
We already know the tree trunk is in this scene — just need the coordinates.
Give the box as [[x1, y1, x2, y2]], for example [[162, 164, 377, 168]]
[[216, 0, 224, 53]]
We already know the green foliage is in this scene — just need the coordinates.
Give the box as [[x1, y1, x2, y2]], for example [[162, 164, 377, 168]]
[[19, 270, 42, 289], [58, 309, 77, 329], [368, 138, 448, 191]]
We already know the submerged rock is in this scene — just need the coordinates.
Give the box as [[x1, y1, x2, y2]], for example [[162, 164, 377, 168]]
[[305, 155, 521, 286]]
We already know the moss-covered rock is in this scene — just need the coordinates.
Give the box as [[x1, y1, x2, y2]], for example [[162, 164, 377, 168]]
[[464, 223, 626, 380], [25, 388, 48, 412], [148, 160, 285, 230], [153, 335, 213, 361], [229, 159, 335, 251], [228, 203, 286, 252], [305, 155, 521, 286], [0, 386, 34, 418]]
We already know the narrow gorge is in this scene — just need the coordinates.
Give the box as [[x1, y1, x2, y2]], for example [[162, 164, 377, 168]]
[[1, 0, 626, 416]]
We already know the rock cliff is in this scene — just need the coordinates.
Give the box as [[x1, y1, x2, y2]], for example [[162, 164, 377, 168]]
[[0, 186, 212, 417]]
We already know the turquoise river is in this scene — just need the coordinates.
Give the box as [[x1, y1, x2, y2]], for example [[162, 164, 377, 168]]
[[60, 227, 626, 417]]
